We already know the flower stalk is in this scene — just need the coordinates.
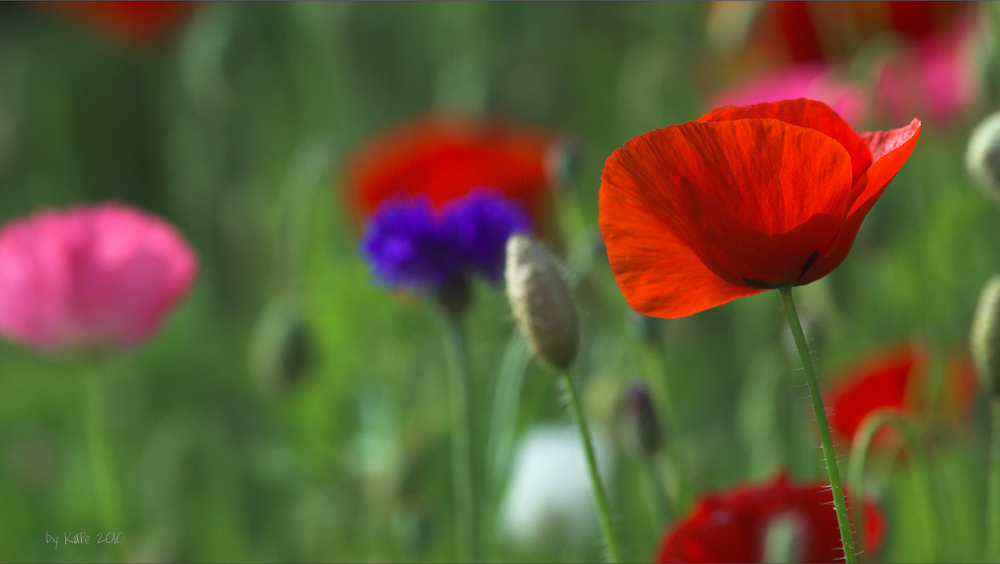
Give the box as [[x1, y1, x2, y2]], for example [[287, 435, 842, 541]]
[[560, 369, 622, 564], [989, 399, 1000, 563], [442, 312, 477, 563], [847, 410, 939, 562], [779, 286, 857, 564], [84, 366, 124, 534]]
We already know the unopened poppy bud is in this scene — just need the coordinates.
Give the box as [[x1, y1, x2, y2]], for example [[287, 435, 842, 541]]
[[971, 275, 1000, 397], [967, 111, 1000, 201], [618, 380, 663, 457], [505, 235, 579, 370], [249, 301, 313, 396]]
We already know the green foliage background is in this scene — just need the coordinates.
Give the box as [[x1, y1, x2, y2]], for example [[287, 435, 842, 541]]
[[0, 2, 996, 562]]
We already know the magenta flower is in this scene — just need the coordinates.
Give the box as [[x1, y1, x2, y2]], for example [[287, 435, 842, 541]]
[[711, 65, 866, 127], [0, 202, 198, 353]]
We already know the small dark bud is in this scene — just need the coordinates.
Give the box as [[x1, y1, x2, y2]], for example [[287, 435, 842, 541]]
[[249, 301, 314, 395], [618, 380, 663, 457]]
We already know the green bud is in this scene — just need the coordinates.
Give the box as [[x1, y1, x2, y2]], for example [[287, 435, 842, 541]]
[[505, 235, 579, 371], [966, 111, 1000, 201], [971, 275, 1000, 397]]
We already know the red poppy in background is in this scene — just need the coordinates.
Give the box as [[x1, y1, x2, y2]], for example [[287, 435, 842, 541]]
[[826, 344, 924, 446], [709, 1, 984, 125], [344, 115, 562, 232], [656, 473, 885, 563], [599, 99, 920, 319], [35, 1, 196, 48], [751, 1, 970, 64]]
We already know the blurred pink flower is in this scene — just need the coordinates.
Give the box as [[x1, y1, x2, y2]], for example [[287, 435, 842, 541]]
[[0, 202, 198, 353], [874, 11, 986, 126], [711, 66, 866, 127]]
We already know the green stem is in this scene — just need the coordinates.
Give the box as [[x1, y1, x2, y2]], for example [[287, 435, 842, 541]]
[[779, 286, 857, 564], [988, 399, 1000, 563], [648, 455, 673, 528], [560, 370, 622, 563], [443, 314, 477, 562], [84, 367, 124, 534], [847, 410, 939, 562]]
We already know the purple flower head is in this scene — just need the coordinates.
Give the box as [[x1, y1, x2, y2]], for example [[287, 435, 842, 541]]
[[361, 189, 532, 293]]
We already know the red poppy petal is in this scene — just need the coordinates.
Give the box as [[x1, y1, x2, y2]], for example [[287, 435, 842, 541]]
[[599, 180, 763, 318], [601, 117, 854, 290], [863, 497, 887, 556], [345, 115, 554, 227], [826, 344, 922, 443], [798, 118, 921, 284], [698, 99, 872, 185]]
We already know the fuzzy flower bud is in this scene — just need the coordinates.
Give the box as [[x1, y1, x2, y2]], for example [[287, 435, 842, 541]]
[[505, 235, 579, 370], [971, 275, 1000, 397], [966, 111, 1000, 201]]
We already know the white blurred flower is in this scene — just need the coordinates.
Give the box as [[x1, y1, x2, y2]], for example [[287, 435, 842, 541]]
[[500, 423, 616, 548]]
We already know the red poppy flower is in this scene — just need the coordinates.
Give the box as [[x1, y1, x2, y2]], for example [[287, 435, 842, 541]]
[[37, 1, 197, 48], [656, 473, 885, 563], [344, 115, 561, 232], [599, 99, 920, 318], [749, 1, 971, 64], [826, 344, 925, 447]]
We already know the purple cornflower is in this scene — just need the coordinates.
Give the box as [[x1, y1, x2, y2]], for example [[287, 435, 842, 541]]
[[361, 189, 533, 294]]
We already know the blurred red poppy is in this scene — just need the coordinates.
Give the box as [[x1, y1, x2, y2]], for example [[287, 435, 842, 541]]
[[656, 473, 885, 563], [344, 115, 561, 232], [710, 1, 984, 125], [37, 1, 197, 48], [599, 99, 920, 318], [750, 1, 971, 64], [826, 344, 925, 446]]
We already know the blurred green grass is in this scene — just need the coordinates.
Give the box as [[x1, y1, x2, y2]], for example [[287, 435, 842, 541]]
[[0, 2, 996, 562]]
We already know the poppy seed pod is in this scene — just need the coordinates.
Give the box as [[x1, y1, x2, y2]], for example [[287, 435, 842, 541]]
[[966, 111, 1000, 201], [505, 235, 579, 370], [970, 275, 1000, 397]]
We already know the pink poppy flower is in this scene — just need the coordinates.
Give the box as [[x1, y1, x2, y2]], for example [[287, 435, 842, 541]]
[[0, 202, 198, 353], [874, 10, 986, 125], [711, 66, 866, 127]]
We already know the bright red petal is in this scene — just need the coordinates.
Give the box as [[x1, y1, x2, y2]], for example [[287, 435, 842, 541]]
[[345, 115, 555, 228], [599, 176, 762, 318], [698, 99, 872, 186], [800, 118, 921, 283], [600, 117, 854, 294], [826, 344, 924, 444], [655, 473, 886, 563]]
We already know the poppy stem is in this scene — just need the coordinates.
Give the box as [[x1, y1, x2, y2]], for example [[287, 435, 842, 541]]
[[847, 410, 939, 562], [559, 369, 622, 564], [83, 364, 124, 536], [779, 286, 857, 564], [988, 398, 1000, 563], [443, 313, 477, 563]]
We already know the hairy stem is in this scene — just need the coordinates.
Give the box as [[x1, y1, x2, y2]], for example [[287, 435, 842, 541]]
[[560, 370, 621, 563], [779, 286, 856, 563]]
